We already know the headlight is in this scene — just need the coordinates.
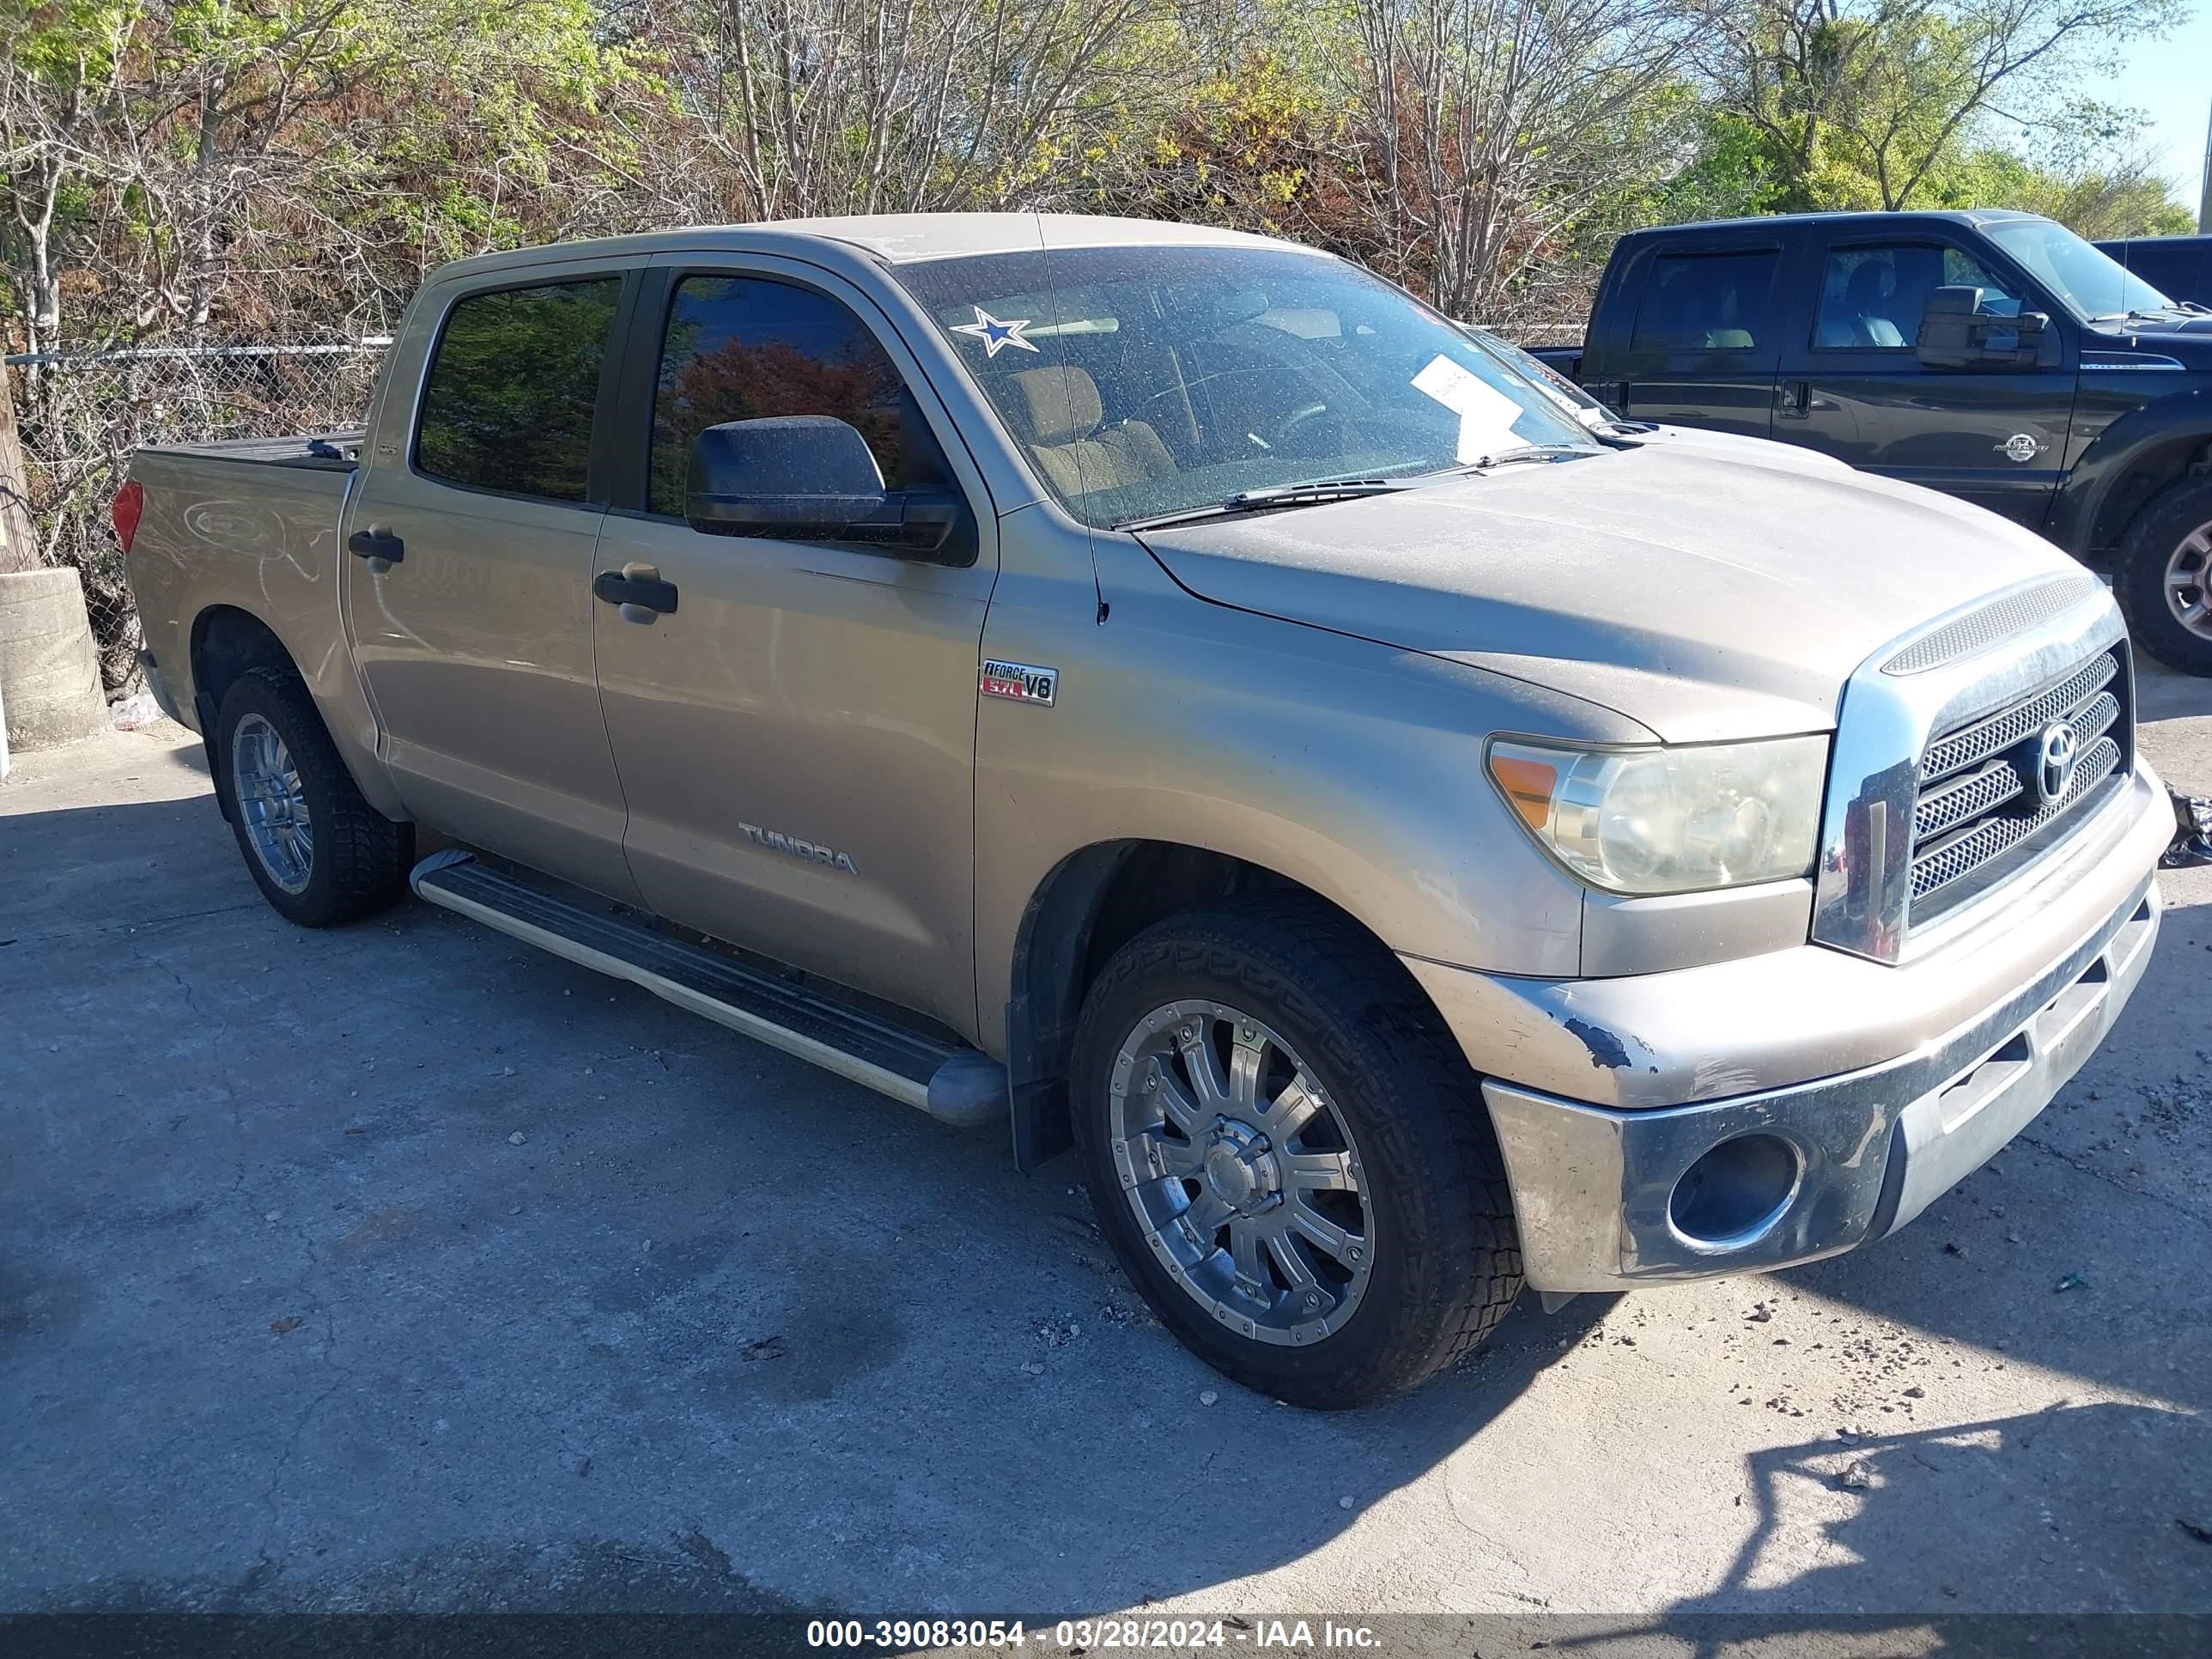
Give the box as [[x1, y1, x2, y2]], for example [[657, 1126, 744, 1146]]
[[1487, 736, 1828, 895]]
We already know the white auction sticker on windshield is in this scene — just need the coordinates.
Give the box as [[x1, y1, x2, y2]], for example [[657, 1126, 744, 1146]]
[[1412, 355, 1526, 463]]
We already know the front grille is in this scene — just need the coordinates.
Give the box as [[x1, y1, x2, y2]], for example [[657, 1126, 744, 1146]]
[[1906, 643, 2131, 921]]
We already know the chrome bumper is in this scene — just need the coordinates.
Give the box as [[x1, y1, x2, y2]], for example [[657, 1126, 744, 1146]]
[[1410, 763, 2172, 1294]]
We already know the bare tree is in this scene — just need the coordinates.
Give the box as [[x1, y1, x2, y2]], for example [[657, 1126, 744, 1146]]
[[628, 0, 1170, 222], [1336, 0, 1692, 317]]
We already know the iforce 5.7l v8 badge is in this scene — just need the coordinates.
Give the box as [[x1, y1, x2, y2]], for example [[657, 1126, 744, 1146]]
[[980, 659, 1058, 707]]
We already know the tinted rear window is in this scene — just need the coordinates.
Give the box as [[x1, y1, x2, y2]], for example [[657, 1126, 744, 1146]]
[[1632, 251, 1779, 352], [416, 278, 622, 501]]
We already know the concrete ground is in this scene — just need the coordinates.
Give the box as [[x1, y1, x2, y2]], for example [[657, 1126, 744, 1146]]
[[4, 666, 2212, 1653]]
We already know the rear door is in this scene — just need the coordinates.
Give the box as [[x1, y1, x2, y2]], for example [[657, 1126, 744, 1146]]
[[586, 254, 996, 1036], [343, 261, 645, 901], [1613, 240, 1789, 438], [1772, 232, 2075, 532]]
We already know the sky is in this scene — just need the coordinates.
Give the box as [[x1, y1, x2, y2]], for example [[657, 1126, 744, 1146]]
[[2081, 4, 2212, 210]]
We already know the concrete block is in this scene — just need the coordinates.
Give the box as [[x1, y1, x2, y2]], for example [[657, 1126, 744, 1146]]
[[0, 565, 109, 750]]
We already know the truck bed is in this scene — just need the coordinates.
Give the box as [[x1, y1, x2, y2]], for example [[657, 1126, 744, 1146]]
[[136, 428, 366, 471], [125, 431, 367, 738]]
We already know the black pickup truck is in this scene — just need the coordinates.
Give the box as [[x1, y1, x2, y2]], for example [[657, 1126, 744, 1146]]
[[2099, 235, 2212, 307], [1529, 210, 2212, 673]]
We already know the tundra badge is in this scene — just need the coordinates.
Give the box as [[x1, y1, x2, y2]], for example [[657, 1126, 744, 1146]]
[[740, 823, 859, 874], [981, 659, 1058, 707]]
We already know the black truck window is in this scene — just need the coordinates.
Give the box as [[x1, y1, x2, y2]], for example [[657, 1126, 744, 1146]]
[[1814, 246, 2019, 350], [1631, 251, 1778, 352], [415, 278, 622, 501]]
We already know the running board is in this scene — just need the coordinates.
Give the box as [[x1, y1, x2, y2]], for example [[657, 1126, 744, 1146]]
[[409, 851, 1006, 1128]]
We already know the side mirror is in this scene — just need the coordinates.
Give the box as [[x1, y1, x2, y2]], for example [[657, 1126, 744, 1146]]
[[1917, 286, 2046, 369], [684, 416, 961, 556]]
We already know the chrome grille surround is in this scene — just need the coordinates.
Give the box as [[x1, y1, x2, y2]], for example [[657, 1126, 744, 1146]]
[[1811, 574, 2129, 964], [1881, 577, 2096, 677]]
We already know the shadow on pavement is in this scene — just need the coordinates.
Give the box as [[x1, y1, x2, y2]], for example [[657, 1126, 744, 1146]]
[[1552, 1405, 2211, 1656], [4, 723, 2210, 1625]]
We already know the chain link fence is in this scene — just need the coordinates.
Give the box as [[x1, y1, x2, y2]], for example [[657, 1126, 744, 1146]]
[[4, 342, 388, 696]]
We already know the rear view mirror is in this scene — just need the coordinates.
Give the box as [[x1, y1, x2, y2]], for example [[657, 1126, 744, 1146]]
[[684, 416, 961, 556], [1917, 286, 2047, 369]]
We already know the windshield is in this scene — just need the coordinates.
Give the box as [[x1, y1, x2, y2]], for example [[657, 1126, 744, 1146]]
[[1460, 325, 1608, 422], [1982, 217, 2177, 321], [894, 245, 1598, 529]]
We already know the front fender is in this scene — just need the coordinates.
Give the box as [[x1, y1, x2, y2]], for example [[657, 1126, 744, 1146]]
[[969, 519, 1656, 1056], [2050, 383, 2212, 560]]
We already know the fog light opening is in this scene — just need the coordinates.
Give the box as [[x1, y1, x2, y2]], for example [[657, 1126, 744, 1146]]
[[1669, 1133, 1802, 1247]]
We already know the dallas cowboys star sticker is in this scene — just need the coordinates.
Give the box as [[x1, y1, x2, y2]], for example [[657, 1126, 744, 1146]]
[[950, 306, 1040, 358]]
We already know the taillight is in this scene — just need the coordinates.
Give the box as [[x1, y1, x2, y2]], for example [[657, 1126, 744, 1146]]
[[111, 480, 143, 553]]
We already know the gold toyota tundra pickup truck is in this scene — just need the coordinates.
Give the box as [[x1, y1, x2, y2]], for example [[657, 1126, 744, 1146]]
[[118, 215, 2172, 1407]]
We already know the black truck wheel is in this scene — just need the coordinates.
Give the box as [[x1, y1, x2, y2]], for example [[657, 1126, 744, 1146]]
[[1069, 896, 1522, 1409], [214, 666, 413, 926], [2115, 475, 2212, 677]]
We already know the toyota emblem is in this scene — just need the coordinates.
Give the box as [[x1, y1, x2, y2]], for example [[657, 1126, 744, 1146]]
[[2035, 720, 2080, 805]]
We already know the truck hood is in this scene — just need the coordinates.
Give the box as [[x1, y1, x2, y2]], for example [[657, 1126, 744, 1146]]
[[1132, 442, 2084, 742], [2085, 319, 2212, 365]]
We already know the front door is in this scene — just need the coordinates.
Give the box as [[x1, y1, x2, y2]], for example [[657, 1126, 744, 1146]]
[[342, 264, 643, 901], [1773, 235, 2076, 532], [588, 256, 996, 1037]]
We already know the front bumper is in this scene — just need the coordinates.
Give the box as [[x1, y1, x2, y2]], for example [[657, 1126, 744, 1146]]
[[1407, 763, 2170, 1293]]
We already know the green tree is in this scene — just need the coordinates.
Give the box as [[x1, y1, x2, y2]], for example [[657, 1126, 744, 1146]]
[[1694, 0, 2187, 213]]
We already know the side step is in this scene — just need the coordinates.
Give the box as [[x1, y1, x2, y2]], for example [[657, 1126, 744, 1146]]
[[410, 851, 1006, 1127]]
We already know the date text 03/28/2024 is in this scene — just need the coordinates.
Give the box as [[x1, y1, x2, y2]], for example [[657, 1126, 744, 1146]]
[[805, 1620, 1383, 1650]]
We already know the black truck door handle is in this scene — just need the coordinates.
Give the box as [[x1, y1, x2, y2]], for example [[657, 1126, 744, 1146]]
[[1777, 380, 1811, 418], [348, 527, 404, 564], [592, 566, 679, 622]]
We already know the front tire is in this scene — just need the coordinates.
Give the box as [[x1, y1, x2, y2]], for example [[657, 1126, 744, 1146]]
[[214, 665, 412, 926], [2114, 475, 2212, 677], [1070, 897, 1522, 1409]]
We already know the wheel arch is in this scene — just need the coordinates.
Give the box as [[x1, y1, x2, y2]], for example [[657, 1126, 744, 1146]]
[[186, 601, 406, 823], [2053, 398, 2212, 562], [1003, 838, 1452, 1170], [188, 605, 302, 819]]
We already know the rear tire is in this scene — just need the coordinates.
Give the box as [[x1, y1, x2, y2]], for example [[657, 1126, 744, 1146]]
[[2114, 475, 2212, 677], [214, 666, 412, 926], [1070, 896, 1522, 1409]]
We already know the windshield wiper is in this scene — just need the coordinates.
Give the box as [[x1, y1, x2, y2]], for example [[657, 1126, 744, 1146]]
[[1420, 442, 1598, 475], [1474, 442, 1594, 468], [1114, 477, 1412, 532]]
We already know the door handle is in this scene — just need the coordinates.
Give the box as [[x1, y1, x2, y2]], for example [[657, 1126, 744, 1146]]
[[347, 527, 404, 565], [592, 564, 679, 623], [1777, 380, 1811, 419]]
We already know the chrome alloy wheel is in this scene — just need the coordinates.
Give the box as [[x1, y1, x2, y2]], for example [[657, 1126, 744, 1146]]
[[1109, 1000, 1374, 1346], [2166, 521, 2212, 641], [230, 713, 313, 894]]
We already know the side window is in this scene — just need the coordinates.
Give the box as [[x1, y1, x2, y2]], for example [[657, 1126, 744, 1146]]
[[416, 278, 621, 501], [1630, 251, 1778, 352], [1814, 245, 2022, 350], [649, 276, 917, 516]]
